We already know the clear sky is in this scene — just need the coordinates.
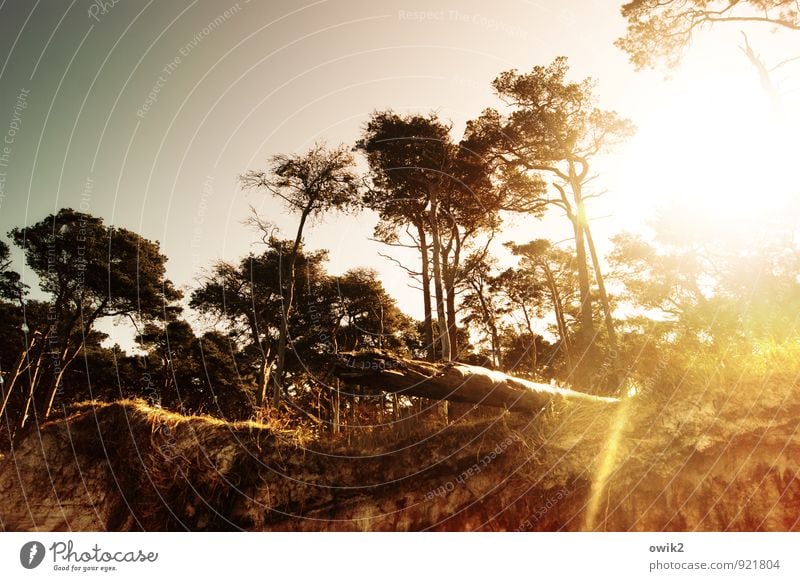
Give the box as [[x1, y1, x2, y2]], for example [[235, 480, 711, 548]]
[[1, 0, 797, 341]]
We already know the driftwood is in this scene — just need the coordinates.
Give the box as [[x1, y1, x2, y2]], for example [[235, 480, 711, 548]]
[[332, 351, 617, 413]]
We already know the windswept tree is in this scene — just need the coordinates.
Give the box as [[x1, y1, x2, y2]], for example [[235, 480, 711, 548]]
[[240, 143, 360, 406], [357, 111, 532, 362], [465, 57, 635, 364], [616, 0, 800, 70], [356, 113, 454, 361], [7, 209, 181, 422]]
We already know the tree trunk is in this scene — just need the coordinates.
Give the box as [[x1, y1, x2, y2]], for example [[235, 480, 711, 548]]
[[416, 222, 435, 361], [256, 351, 272, 408], [333, 352, 617, 413], [572, 210, 594, 349], [40, 344, 83, 419], [582, 222, 618, 352], [273, 208, 311, 407], [583, 223, 621, 389], [332, 377, 341, 434], [428, 192, 451, 362], [541, 261, 573, 375], [473, 280, 501, 368], [443, 223, 461, 359], [0, 344, 33, 420], [558, 175, 594, 352], [18, 345, 46, 431], [519, 303, 537, 374], [445, 282, 458, 360]]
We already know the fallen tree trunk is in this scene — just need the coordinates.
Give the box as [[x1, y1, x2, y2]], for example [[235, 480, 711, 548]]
[[332, 351, 617, 413]]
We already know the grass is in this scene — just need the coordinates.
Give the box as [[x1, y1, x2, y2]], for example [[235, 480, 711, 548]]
[[6, 340, 800, 530]]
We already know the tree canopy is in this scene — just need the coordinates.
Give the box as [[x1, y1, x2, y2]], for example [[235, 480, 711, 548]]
[[617, 0, 800, 69]]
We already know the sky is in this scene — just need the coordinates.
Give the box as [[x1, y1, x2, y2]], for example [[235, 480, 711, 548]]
[[1, 0, 797, 345]]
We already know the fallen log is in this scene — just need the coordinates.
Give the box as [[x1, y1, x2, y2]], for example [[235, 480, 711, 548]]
[[332, 351, 617, 413]]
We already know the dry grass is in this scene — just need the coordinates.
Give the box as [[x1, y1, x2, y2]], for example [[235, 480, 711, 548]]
[[13, 343, 800, 531]]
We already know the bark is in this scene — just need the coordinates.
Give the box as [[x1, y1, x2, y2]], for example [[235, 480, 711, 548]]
[[428, 192, 451, 362], [519, 303, 537, 373], [557, 180, 594, 349], [273, 207, 311, 407], [445, 284, 458, 360], [18, 346, 46, 431], [332, 377, 341, 434], [572, 215, 594, 347], [471, 278, 500, 368], [416, 222, 435, 361], [0, 343, 34, 420], [583, 222, 618, 354], [443, 222, 461, 359], [541, 261, 573, 374], [40, 344, 83, 419], [256, 352, 272, 408], [332, 351, 617, 413]]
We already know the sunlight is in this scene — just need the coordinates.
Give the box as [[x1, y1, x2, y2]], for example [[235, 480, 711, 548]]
[[620, 69, 799, 228], [584, 395, 633, 531]]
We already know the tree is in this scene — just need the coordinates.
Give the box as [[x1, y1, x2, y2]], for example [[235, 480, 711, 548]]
[[191, 240, 419, 426], [356, 112, 454, 362], [59, 334, 134, 405], [617, 0, 800, 70], [8, 209, 181, 421], [357, 112, 522, 362], [0, 238, 27, 429], [499, 328, 555, 380], [0, 299, 51, 438], [466, 58, 635, 366], [191, 331, 253, 420], [492, 266, 543, 373], [0, 239, 24, 303], [328, 268, 417, 353], [136, 319, 198, 408], [191, 239, 331, 407], [506, 240, 582, 376], [240, 143, 360, 407], [460, 253, 503, 367], [608, 203, 800, 352]]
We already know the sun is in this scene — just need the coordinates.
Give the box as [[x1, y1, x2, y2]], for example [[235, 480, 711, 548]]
[[618, 68, 800, 231]]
